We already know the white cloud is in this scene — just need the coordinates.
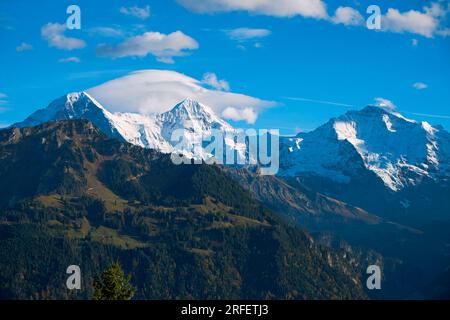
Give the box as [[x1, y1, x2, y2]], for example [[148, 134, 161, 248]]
[[58, 56, 81, 63], [0, 92, 8, 110], [424, 2, 448, 18], [88, 26, 124, 38], [437, 28, 450, 37], [16, 42, 33, 52], [331, 7, 364, 26], [177, 1, 449, 38], [41, 23, 86, 50], [222, 107, 258, 124], [383, 9, 437, 37], [202, 72, 230, 91], [382, 3, 449, 38], [68, 69, 129, 80], [86, 70, 275, 123], [374, 97, 396, 111], [96, 31, 199, 64], [176, 0, 328, 19], [119, 5, 151, 20], [413, 82, 428, 90], [225, 28, 271, 41]]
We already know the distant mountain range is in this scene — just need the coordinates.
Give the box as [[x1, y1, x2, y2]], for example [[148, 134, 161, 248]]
[[4, 91, 450, 299], [13, 92, 244, 160], [12, 92, 450, 220]]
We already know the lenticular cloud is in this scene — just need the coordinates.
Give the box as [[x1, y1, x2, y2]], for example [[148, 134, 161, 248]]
[[87, 70, 276, 124]]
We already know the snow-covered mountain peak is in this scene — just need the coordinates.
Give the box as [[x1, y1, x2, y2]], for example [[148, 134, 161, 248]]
[[173, 97, 212, 114], [338, 105, 415, 125], [280, 106, 450, 191], [54, 91, 107, 114], [167, 98, 215, 119], [12, 93, 241, 158], [155, 98, 242, 160], [340, 105, 416, 125], [13, 91, 113, 129], [12, 92, 450, 192], [159, 98, 234, 132]]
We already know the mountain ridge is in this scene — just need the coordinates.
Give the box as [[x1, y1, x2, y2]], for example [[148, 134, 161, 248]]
[[0, 119, 369, 299], [12, 92, 244, 159], [13, 92, 450, 194], [279, 105, 450, 191], [10, 91, 450, 221]]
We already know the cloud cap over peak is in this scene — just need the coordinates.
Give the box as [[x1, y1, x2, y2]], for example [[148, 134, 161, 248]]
[[373, 97, 397, 111], [87, 70, 276, 124]]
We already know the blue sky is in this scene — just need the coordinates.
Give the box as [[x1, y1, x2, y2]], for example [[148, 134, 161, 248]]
[[0, 0, 449, 134]]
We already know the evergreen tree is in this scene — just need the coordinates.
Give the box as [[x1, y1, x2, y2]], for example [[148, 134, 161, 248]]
[[93, 262, 136, 300]]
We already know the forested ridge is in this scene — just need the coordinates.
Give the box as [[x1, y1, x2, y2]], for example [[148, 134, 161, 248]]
[[0, 120, 367, 299]]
